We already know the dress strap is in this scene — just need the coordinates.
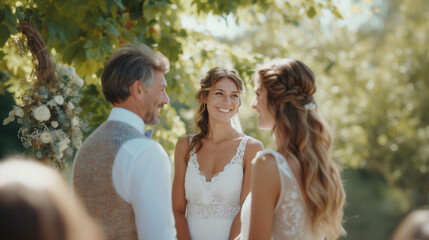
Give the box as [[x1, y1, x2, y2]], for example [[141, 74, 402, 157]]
[[236, 136, 249, 164], [188, 134, 197, 155], [188, 134, 195, 143]]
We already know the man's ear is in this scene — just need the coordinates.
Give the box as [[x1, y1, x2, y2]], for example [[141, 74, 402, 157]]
[[129, 80, 145, 100]]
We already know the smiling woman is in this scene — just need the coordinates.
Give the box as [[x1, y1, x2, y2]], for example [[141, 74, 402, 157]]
[[172, 67, 264, 240], [205, 78, 241, 123]]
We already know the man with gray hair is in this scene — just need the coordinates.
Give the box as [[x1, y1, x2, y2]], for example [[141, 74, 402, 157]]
[[73, 43, 176, 240]]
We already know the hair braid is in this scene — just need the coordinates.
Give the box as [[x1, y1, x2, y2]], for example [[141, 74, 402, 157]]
[[256, 58, 346, 239]]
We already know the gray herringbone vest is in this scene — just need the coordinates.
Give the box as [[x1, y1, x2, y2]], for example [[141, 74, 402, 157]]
[[73, 121, 145, 240]]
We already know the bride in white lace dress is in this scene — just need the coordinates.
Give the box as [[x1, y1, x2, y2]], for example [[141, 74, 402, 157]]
[[240, 59, 346, 240], [172, 67, 263, 240]]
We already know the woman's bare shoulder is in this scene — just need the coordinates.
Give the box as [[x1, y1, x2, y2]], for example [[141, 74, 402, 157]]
[[175, 135, 193, 159], [244, 136, 264, 152], [242, 136, 264, 160], [176, 135, 192, 147], [246, 136, 264, 148], [251, 151, 280, 189], [251, 150, 279, 173]]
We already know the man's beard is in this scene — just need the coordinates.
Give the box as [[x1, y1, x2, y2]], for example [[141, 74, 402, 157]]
[[144, 103, 164, 125]]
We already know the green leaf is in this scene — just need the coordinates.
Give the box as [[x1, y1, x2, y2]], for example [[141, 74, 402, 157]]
[[15, 7, 26, 21], [106, 0, 114, 11], [95, 47, 103, 58], [96, 17, 106, 27], [100, 40, 111, 52], [107, 23, 120, 35], [0, 25, 10, 47], [0, 9, 4, 21], [86, 49, 97, 60], [4, 6, 18, 34], [84, 40, 95, 48], [30, 10, 43, 30], [307, 7, 317, 18], [47, 22, 67, 44], [62, 43, 80, 64], [143, 6, 157, 22], [114, 0, 125, 10]]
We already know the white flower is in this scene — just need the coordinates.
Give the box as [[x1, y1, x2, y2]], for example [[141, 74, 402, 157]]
[[15, 108, 24, 117], [23, 141, 31, 149], [58, 138, 70, 153], [71, 75, 84, 87], [9, 109, 16, 118], [53, 130, 66, 139], [76, 77, 84, 87], [71, 117, 79, 127], [67, 101, 74, 110], [40, 131, 52, 143], [65, 148, 74, 156], [304, 103, 317, 111], [65, 88, 73, 96], [47, 99, 56, 107], [3, 118, 11, 125], [72, 137, 82, 148], [33, 105, 51, 122], [72, 127, 82, 136], [54, 95, 64, 105], [51, 121, 59, 128]]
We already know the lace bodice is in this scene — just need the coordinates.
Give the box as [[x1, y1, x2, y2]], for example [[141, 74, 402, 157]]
[[240, 150, 324, 240], [185, 136, 249, 240]]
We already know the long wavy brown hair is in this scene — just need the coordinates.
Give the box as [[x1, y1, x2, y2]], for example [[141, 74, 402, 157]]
[[185, 67, 244, 162], [256, 59, 346, 239]]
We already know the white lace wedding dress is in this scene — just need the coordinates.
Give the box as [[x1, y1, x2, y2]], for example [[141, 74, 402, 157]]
[[240, 150, 324, 240], [185, 136, 249, 240]]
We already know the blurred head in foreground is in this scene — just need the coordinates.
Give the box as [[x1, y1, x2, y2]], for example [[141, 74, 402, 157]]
[[391, 208, 429, 240], [0, 157, 105, 240]]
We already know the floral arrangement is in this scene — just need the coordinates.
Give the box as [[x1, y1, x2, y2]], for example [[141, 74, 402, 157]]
[[3, 64, 87, 170]]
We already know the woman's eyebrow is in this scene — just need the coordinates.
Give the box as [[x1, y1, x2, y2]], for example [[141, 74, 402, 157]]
[[214, 89, 239, 93]]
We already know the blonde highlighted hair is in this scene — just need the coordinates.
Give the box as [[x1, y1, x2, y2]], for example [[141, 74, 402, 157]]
[[256, 59, 346, 239], [186, 67, 244, 162]]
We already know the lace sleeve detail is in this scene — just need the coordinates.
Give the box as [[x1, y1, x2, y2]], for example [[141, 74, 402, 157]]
[[275, 160, 307, 239], [256, 150, 310, 240], [275, 153, 311, 239]]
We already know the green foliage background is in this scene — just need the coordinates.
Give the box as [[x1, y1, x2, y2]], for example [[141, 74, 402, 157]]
[[1, 0, 428, 239]]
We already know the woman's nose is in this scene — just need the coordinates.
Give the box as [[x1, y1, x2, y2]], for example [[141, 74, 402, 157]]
[[225, 96, 232, 104]]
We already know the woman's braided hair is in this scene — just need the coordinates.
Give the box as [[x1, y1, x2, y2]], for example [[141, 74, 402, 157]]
[[256, 59, 345, 239]]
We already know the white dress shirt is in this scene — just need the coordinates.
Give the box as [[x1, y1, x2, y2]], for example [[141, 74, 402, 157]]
[[109, 107, 176, 240]]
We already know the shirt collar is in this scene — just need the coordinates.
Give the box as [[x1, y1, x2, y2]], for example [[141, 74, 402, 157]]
[[107, 107, 145, 134]]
